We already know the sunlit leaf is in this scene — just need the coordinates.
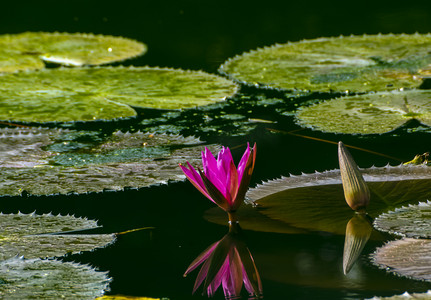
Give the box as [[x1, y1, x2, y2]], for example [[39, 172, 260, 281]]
[[0, 32, 146, 72], [0, 66, 239, 123], [0, 128, 219, 196], [374, 201, 431, 238], [232, 165, 431, 234], [219, 33, 431, 93], [295, 90, 431, 134], [372, 238, 431, 282], [0, 256, 110, 299], [0, 212, 115, 260], [367, 291, 431, 300]]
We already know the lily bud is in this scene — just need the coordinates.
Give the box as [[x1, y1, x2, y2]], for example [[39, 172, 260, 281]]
[[338, 142, 370, 211]]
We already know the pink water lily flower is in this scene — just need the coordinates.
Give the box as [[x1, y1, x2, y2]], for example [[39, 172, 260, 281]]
[[180, 143, 256, 222], [184, 223, 263, 299]]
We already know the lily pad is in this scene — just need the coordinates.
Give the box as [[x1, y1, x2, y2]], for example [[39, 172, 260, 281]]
[[0, 212, 115, 260], [367, 291, 431, 300], [374, 201, 431, 238], [0, 66, 239, 123], [0, 256, 110, 299], [219, 33, 431, 93], [241, 164, 431, 234], [0, 32, 146, 72], [295, 90, 431, 134], [372, 238, 431, 282], [0, 128, 219, 196]]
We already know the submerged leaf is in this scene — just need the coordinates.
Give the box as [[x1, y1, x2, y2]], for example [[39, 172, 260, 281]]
[[0, 66, 239, 123], [239, 164, 431, 234], [0, 32, 146, 72], [295, 90, 431, 134], [0, 128, 219, 196], [374, 201, 431, 238], [219, 33, 431, 93], [372, 238, 431, 282], [0, 256, 110, 299], [0, 212, 115, 260]]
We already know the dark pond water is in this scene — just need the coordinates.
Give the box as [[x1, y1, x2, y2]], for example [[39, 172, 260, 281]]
[[3, 1, 431, 299]]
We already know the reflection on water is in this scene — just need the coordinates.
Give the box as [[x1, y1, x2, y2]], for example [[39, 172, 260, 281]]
[[343, 213, 373, 275], [184, 222, 263, 299]]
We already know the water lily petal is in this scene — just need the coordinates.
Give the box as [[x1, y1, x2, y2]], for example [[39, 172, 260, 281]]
[[180, 162, 212, 202], [203, 234, 232, 290], [199, 169, 230, 211], [338, 142, 370, 211], [203, 147, 227, 198], [237, 143, 252, 184], [226, 160, 239, 206], [233, 143, 256, 211]]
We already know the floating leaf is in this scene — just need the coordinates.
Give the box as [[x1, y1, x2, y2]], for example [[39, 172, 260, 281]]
[[374, 201, 431, 238], [372, 238, 431, 282], [0, 256, 110, 299], [238, 165, 431, 234], [219, 34, 431, 93], [0, 66, 239, 123], [295, 90, 431, 134], [0, 212, 115, 260], [367, 291, 431, 300], [0, 32, 146, 72], [0, 128, 219, 195]]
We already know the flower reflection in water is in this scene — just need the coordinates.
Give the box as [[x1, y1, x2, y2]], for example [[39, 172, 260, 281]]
[[343, 213, 373, 275], [184, 222, 263, 299]]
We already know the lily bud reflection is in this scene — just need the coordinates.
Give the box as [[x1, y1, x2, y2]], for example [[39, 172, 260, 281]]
[[184, 223, 263, 299], [343, 213, 373, 275], [338, 142, 370, 211]]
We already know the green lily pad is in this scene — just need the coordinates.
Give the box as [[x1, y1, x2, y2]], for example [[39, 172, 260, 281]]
[[374, 201, 431, 238], [219, 33, 431, 93], [239, 165, 431, 235], [0, 128, 219, 196], [0, 256, 110, 299], [367, 291, 431, 300], [0, 66, 239, 123], [0, 212, 115, 260], [0, 32, 146, 72], [295, 90, 431, 134], [372, 238, 431, 282]]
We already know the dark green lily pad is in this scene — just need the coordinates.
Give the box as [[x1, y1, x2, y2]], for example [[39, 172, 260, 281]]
[[0, 32, 146, 72], [0, 256, 110, 299], [0, 212, 115, 260], [374, 201, 431, 238], [295, 90, 431, 134], [219, 34, 431, 93], [372, 238, 431, 282], [240, 165, 431, 235], [0, 66, 239, 123], [0, 128, 219, 196]]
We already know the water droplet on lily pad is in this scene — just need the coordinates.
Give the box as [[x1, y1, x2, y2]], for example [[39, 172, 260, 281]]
[[0, 66, 239, 123], [0, 31, 146, 72], [0, 256, 110, 299], [295, 90, 431, 134], [219, 33, 431, 93], [0, 212, 115, 260]]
